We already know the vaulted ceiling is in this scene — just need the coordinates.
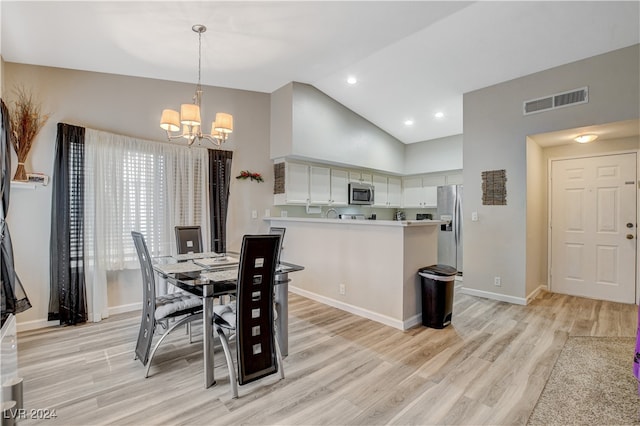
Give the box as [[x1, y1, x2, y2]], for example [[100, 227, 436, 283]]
[[2, 1, 639, 144]]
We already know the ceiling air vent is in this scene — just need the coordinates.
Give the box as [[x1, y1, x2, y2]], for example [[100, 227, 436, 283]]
[[523, 87, 588, 116]]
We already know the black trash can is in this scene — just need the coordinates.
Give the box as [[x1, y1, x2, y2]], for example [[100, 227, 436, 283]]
[[418, 264, 457, 329]]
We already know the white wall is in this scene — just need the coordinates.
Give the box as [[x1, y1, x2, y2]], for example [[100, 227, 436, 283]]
[[3, 63, 273, 329], [269, 82, 293, 160], [525, 137, 546, 298], [272, 82, 406, 174], [404, 134, 463, 175], [463, 44, 640, 302]]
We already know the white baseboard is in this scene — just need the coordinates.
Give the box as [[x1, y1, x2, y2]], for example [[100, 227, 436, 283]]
[[108, 302, 142, 316], [403, 314, 422, 330], [16, 319, 60, 333], [526, 285, 548, 304], [289, 286, 410, 330], [17, 302, 142, 332], [458, 287, 527, 305]]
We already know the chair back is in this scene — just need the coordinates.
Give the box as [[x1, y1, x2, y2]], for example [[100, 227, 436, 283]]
[[175, 226, 203, 254], [131, 231, 156, 365], [268, 227, 286, 264], [236, 234, 280, 385]]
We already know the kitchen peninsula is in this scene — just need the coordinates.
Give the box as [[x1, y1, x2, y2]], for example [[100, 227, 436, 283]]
[[264, 217, 444, 330]]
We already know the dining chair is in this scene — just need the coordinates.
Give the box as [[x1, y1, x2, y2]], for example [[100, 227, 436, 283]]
[[175, 225, 203, 254], [131, 231, 203, 378], [212, 234, 284, 399], [268, 226, 286, 265]]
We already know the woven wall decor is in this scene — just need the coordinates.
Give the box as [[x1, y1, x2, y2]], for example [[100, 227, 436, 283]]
[[273, 163, 285, 194], [482, 169, 507, 205]]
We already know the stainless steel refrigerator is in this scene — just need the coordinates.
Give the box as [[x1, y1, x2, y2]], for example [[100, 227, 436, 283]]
[[437, 185, 463, 274]]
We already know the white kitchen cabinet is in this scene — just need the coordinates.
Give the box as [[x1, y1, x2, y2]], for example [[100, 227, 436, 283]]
[[274, 161, 310, 205], [402, 175, 445, 208], [349, 171, 372, 184], [387, 177, 402, 207], [372, 174, 387, 207], [403, 177, 424, 208], [373, 175, 401, 208], [309, 166, 331, 204], [330, 169, 349, 205], [310, 166, 349, 205]]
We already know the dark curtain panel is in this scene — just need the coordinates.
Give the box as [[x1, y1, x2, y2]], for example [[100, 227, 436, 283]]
[[1, 99, 31, 326], [208, 149, 233, 253], [48, 123, 87, 325]]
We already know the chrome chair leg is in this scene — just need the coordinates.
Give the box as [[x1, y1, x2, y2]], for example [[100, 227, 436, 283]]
[[274, 330, 285, 381], [216, 326, 238, 399], [145, 313, 203, 378]]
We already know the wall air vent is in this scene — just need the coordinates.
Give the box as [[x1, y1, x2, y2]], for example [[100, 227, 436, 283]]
[[523, 87, 588, 115]]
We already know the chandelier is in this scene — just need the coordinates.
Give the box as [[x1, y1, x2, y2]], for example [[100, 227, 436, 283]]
[[160, 24, 233, 146]]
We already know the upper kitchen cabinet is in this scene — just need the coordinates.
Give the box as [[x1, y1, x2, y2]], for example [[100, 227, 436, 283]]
[[309, 166, 349, 206], [274, 161, 310, 205], [403, 175, 446, 208], [270, 82, 404, 174], [349, 171, 373, 184], [330, 169, 349, 205], [373, 175, 401, 208], [275, 160, 350, 206], [309, 166, 330, 204]]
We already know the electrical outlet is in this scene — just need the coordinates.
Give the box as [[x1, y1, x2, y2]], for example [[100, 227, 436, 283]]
[[471, 211, 478, 222], [251, 210, 258, 219], [494, 276, 501, 286], [264, 209, 271, 218], [339, 284, 346, 295]]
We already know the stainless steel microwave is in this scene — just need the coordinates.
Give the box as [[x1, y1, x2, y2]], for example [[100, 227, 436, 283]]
[[349, 182, 375, 205]]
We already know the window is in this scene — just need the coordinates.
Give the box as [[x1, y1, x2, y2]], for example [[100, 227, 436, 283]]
[[84, 130, 209, 270]]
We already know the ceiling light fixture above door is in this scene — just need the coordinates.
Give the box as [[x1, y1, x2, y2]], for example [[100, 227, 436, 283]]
[[574, 134, 598, 143], [160, 24, 233, 147]]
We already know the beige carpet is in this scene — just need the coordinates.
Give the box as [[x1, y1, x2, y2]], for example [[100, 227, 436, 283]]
[[528, 336, 640, 425]]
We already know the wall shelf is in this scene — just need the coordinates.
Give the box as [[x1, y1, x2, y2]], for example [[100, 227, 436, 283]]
[[10, 181, 37, 190]]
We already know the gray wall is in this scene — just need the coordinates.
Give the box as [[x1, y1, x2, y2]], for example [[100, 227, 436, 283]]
[[272, 82, 406, 174], [3, 62, 273, 327], [463, 44, 640, 301], [404, 134, 463, 175]]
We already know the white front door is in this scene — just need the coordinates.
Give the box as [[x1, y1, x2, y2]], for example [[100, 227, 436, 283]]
[[550, 153, 637, 303]]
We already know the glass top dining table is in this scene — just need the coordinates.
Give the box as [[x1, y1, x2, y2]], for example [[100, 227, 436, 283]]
[[152, 252, 303, 389]]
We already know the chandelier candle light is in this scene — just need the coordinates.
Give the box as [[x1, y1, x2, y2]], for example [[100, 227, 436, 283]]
[[160, 25, 233, 146]]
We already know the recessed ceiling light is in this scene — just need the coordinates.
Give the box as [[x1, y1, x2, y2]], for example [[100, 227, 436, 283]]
[[574, 134, 598, 143], [404, 119, 414, 126], [434, 112, 444, 119], [347, 76, 357, 85]]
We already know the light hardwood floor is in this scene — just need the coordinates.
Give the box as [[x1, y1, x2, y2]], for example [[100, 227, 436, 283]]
[[15, 290, 638, 425]]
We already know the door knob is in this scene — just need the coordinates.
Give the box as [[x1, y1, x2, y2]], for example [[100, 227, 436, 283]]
[[627, 234, 635, 240], [627, 223, 634, 228]]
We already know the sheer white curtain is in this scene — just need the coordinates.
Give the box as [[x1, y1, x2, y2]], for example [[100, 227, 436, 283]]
[[84, 129, 209, 322]]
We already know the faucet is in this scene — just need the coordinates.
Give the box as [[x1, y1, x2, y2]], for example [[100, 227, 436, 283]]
[[326, 208, 338, 219]]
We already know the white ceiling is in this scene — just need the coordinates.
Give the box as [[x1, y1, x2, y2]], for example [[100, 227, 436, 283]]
[[2, 1, 639, 144]]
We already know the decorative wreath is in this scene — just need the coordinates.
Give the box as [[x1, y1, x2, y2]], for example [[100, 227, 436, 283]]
[[235, 170, 264, 182]]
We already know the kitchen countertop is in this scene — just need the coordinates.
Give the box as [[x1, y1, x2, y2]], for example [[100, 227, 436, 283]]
[[264, 217, 444, 227]]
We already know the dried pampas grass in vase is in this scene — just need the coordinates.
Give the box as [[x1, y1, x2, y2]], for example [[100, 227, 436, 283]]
[[9, 86, 49, 181]]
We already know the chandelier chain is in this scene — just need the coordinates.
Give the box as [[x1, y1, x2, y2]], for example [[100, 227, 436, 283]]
[[197, 29, 202, 88]]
